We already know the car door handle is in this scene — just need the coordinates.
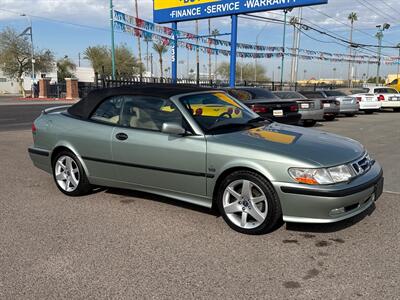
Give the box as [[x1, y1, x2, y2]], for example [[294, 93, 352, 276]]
[[116, 132, 128, 141]]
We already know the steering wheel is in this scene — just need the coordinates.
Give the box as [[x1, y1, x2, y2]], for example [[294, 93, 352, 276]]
[[213, 112, 232, 125]]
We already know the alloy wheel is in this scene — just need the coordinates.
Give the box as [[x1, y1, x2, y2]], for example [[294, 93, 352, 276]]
[[54, 155, 80, 192], [222, 179, 268, 229]]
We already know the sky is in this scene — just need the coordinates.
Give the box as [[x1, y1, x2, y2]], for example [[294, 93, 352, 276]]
[[1, 0, 399, 81]]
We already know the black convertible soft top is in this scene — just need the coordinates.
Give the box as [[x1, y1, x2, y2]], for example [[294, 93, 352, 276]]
[[67, 84, 216, 119]]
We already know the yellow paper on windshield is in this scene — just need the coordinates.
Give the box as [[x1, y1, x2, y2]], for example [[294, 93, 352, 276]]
[[213, 93, 241, 108]]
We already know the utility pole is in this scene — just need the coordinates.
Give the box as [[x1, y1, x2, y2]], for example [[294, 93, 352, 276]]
[[134, 0, 143, 77], [208, 19, 212, 81], [255, 23, 268, 83], [109, 0, 116, 79], [196, 20, 200, 84], [20, 14, 34, 97], [376, 23, 390, 85], [289, 15, 299, 85], [280, 9, 291, 88], [78, 52, 81, 67], [294, 8, 303, 85]]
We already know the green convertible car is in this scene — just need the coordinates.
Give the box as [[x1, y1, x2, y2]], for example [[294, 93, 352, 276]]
[[29, 85, 384, 234]]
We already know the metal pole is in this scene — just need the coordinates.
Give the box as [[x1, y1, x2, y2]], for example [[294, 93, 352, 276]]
[[172, 22, 178, 83], [208, 19, 212, 81], [397, 45, 400, 82], [134, 0, 143, 77], [376, 29, 383, 85], [110, 0, 116, 79], [229, 15, 238, 88], [348, 20, 354, 87], [294, 8, 303, 85], [280, 10, 288, 88], [196, 20, 200, 85], [29, 17, 34, 98]]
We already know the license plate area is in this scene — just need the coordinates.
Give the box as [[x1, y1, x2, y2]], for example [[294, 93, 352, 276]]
[[273, 110, 284, 117], [300, 103, 310, 109], [324, 103, 331, 108]]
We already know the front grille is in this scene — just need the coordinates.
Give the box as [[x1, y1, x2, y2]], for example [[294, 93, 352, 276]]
[[351, 153, 373, 176]]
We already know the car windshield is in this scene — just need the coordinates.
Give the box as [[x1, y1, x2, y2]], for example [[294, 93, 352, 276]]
[[300, 92, 323, 99], [274, 92, 306, 100], [240, 88, 278, 100], [179, 92, 263, 133], [324, 91, 347, 97]]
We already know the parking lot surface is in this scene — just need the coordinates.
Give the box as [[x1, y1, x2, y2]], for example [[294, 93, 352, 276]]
[[1, 111, 399, 299]]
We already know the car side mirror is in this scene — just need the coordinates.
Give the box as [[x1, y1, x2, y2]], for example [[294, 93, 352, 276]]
[[162, 123, 186, 136]]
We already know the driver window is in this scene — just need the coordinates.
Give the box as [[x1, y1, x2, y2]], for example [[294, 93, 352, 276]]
[[120, 96, 184, 132]]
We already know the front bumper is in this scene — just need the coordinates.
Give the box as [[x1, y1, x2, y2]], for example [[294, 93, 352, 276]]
[[273, 162, 383, 223]]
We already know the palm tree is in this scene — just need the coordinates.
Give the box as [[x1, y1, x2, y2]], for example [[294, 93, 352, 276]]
[[348, 12, 358, 87], [152, 42, 168, 79], [57, 56, 76, 82], [211, 28, 220, 80]]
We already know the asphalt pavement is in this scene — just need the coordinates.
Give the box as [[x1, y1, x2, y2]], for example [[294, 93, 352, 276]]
[[0, 110, 399, 299]]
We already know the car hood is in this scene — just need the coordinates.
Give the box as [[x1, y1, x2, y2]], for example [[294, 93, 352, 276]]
[[208, 123, 365, 167]]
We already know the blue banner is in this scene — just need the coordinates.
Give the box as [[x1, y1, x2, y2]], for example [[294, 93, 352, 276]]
[[154, 0, 328, 24]]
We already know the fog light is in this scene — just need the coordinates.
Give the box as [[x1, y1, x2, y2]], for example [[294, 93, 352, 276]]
[[330, 207, 346, 216]]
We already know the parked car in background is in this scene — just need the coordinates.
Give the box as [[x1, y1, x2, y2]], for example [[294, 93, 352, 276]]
[[273, 91, 324, 127], [335, 88, 381, 114], [226, 87, 302, 125], [365, 86, 400, 112], [321, 91, 359, 116], [28, 85, 384, 235], [298, 91, 340, 121], [387, 78, 400, 92]]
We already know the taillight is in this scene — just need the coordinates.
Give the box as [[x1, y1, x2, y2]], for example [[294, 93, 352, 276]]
[[356, 97, 362, 103], [378, 95, 385, 101], [290, 104, 299, 112], [32, 123, 37, 134], [251, 105, 268, 113], [195, 108, 203, 116]]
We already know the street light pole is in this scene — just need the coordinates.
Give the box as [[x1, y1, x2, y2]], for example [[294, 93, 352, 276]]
[[21, 14, 34, 98], [375, 23, 390, 85], [255, 23, 268, 83], [110, 0, 116, 80], [397, 43, 400, 83], [280, 9, 291, 89]]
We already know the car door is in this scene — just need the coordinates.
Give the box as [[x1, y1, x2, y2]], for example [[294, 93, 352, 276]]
[[69, 96, 123, 182], [111, 95, 207, 197]]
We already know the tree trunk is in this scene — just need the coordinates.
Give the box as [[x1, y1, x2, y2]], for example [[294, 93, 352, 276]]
[[159, 55, 163, 79], [18, 78, 25, 97]]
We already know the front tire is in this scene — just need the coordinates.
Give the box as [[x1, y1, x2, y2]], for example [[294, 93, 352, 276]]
[[217, 171, 282, 235], [52, 150, 92, 196], [303, 120, 317, 127]]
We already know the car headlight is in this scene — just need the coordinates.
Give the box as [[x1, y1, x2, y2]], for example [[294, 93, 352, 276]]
[[289, 164, 353, 185]]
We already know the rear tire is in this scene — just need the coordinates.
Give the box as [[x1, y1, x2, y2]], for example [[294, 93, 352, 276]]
[[345, 113, 356, 117], [364, 110, 374, 115], [394, 108, 400, 112], [52, 150, 92, 196], [303, 120, 317, 127], [216, 171, 282, 235]]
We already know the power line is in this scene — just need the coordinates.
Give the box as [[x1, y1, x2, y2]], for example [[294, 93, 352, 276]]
[[307, 6, 396, 47], [355, 0, 397, 24], [380, 0, 400, 15]]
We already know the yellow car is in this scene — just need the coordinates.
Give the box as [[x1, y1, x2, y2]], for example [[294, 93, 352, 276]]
[[387, 78, 400, 92], [163, 92, 243, 118]]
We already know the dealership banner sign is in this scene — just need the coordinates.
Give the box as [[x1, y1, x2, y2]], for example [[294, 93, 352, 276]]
[[153, 0, 328, 23]]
